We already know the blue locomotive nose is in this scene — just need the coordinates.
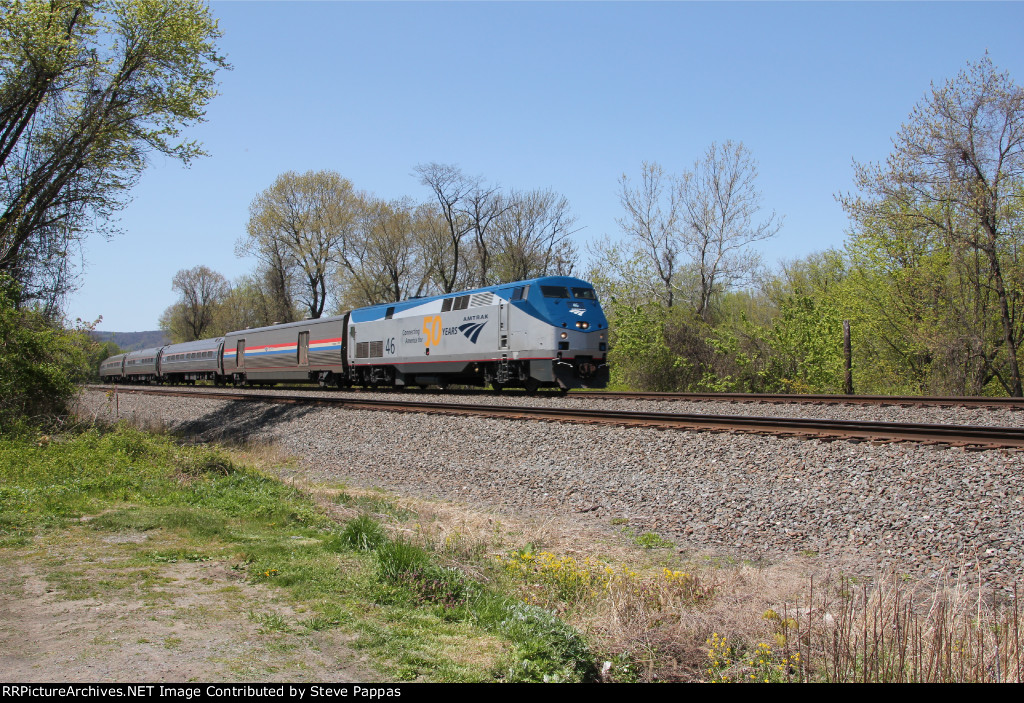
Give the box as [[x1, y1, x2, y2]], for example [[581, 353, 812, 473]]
[[532, 279, 609, 331]]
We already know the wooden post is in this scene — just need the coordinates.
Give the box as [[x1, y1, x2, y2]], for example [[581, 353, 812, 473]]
[[843, 320, 853, 395]]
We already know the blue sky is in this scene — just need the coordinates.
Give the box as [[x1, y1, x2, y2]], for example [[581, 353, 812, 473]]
[[66, 1, 1024, 332]]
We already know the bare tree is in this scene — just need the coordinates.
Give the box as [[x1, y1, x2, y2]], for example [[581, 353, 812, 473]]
[[616, 162, 683, 307], [679, 141, 781, 321], [235, 232, 297, 325], [463, 184, 509, 286], [491, 188, 581, 282], [414, 163, 477, 292]]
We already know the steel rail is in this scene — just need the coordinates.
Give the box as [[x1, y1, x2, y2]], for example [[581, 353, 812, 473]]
[[97, 386, 1024, 449]]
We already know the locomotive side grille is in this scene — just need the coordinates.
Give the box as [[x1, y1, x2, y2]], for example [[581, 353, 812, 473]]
[[469, 292, 494, 307], [355, 341, 384, 358]]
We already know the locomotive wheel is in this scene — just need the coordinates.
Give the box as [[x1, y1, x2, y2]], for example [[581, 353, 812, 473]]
[[491, 382, 503, 393], [524, 378, 540, 396]]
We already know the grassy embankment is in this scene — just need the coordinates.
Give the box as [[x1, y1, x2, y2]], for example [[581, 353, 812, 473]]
[[1, 422, 1021, 682]]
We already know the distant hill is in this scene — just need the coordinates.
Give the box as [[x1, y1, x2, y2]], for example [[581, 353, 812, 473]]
[[90, 330, 170, 352]]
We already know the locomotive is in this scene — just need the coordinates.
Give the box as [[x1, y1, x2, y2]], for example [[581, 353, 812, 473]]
[[99, 275, 610, 393]]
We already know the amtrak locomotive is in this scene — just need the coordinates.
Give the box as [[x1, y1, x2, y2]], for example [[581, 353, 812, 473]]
[[100, 276, 610, 393]]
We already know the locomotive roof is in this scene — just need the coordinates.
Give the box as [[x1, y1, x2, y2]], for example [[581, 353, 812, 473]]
[[354, 275, 596, 317]]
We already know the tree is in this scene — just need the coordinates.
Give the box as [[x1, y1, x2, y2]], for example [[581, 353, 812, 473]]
[[679, 141, 782, 322], [462, 182, 508, 287], [616, 162, 683, 307], [490, 188, 581, 282], [840, 55, 1024, 396], [614, 144, 780, 319], [212, 274, 282, 334], [0, 0, 228, 311], [414, 163, 477, 293], [335, 197, 430, 308], [242, 171, 360, 319], [159, 265, 227, 342]]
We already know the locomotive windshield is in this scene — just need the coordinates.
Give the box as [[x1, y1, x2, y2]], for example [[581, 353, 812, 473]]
[[541, 286, 571, 298], [572, 287, 596, 300]]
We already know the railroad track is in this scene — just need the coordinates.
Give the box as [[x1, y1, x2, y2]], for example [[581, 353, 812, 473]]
[[578, 390, 1024, 409], [89, 384, 1024, 409], [95, 385, 1024, 450]]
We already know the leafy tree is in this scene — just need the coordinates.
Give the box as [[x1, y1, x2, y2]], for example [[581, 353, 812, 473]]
[[840, 55, 1024, 396], [334, 197, 430, 309], [212, 274, 284, 334], [158, 265, 227, 342], [242, 170, 360, 319], [0, 0, 228, 310]]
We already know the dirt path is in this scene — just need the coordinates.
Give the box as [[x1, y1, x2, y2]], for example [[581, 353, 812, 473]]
[[0, 526, 376, 682]]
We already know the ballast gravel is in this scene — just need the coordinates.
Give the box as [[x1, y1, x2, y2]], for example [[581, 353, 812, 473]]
[[78, 388, 1024, 591]]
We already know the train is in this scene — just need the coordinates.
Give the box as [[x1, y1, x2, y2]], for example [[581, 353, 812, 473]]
[[99, 275, 610, 393]]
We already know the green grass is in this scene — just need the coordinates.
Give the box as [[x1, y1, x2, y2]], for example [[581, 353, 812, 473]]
[[0, 423, 597, 682]]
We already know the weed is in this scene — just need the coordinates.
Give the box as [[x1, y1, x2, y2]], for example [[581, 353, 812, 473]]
[[633, 532, 673, 550], [248, 611, 290, 634], [339, 515, 387, 552], [375, 539, 430, 582]]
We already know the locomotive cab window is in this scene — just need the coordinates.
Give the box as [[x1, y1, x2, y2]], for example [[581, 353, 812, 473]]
[[541, 286, 570, 298], [572, 288, 596, 300]]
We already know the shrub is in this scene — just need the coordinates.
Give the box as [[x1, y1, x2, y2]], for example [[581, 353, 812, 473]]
[[0, 275, 94, 430]]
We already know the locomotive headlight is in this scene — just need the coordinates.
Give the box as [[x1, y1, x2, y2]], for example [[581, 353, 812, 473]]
[[575, 321, 589, 330], [559, 332, 568, 339]]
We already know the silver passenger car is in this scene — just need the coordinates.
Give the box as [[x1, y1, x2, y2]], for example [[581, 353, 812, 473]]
[[222, 316, 348, 387], [123, 347, 164, 383], [160, 338, 225, 384], [99, 353, 127, 383]]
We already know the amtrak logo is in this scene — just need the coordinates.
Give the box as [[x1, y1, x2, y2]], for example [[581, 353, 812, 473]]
[[459, 321, 487, 343], [569, 308, 585, 317]]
